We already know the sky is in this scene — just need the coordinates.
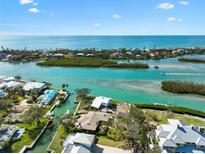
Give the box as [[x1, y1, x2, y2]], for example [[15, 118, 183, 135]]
[[0, 0, 205, 35]]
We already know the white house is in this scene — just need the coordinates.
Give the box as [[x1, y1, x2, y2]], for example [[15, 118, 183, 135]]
[[91, 96, 112, 109], [0, 76, 6, 83], [156, 119, 205, 153], [2, 77, 15, 82], [62, 133, 95, 153], [76, 53, 85, 57], [0, 81, 23, 90], [23, 82, 46, 95]]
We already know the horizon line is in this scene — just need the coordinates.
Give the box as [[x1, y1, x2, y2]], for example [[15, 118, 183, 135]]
[[1, 34, 205, 36]]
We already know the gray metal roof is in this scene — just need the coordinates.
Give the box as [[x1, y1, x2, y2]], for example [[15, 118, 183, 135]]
[[73, 133, 95, 145], [163, 139, 177, 148]]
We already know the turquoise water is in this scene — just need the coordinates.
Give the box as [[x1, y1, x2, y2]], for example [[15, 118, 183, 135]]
[[0, 55, 205, 111], [1, 35, 205, 50], [1, 55, 205, 152]]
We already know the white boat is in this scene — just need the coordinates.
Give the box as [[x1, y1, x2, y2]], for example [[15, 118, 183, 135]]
[[65, 110, 70, 115]]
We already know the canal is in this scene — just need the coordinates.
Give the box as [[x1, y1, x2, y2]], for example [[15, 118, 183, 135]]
[[26, 93, 77, 153]]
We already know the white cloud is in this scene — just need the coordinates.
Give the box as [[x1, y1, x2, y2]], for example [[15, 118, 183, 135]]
[[180, 1, 189, 5], [112, 14, 122, 19], [28, 8, 40, 13], [20, 0, 33, 5], [157, 2, 175, 10], [94, 22, 101, 27], [167, 17, 176, 21], [33, 2, 38, 6], [167, 17, 183, 22]]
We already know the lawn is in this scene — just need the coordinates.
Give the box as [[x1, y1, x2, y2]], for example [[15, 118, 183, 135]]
[[13, 118, 49, 152], [96, 136, 125, 148], [48, 125, 68, 153], [12, 133, 33, 152], [143, 109, 205, 127], [173, 114, 205, 127]]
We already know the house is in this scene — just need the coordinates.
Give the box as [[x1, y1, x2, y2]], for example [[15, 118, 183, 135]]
[[116, 103, 131, 117], [11, 100, 31, 113], [91, 96, 112, 109], [62, 133, 95, 153], [110, 52, 122, 58], [76, 53, 85, 57], [38, 90, 57, 105], [23, 82, 47, 95], [53, 53, 64, 58], [2, 76, 15, 82], [0, 125, 18, 149], [0, 90, 7, 98], [0, 52, 6, 59], [155, 119, 205, 153], [86, 54, 94, 57], [77, 111, 111, 131], [0, 76, 7, 83], [0, 81, 23, 90]]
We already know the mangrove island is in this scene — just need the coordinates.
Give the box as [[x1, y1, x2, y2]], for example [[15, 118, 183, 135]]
[[161, 80, 205, 96], [37, 57, 149, 69]]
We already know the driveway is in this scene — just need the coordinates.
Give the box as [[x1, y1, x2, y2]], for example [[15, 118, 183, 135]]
[[92, 144, 131, 153]]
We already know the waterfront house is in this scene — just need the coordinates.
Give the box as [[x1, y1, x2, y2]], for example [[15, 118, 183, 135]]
[[0, 76, 7, 83], [155, 119, 205, 153], [0, 90, 7, 98], [62, 133, 95, 153], [91, 96, 112, 109], [2, 76, 15, 82], [38, 90, 57, 105], [116, 103, 131, 117], [0, 125, 18, 149], [76, 111, 111, 131], [23, 82, 47, 95], [0, 81, 23, 90], [0, 52, 6, 59]]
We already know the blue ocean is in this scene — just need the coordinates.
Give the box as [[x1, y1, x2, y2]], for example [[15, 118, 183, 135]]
[[1, 35, 205, 50]]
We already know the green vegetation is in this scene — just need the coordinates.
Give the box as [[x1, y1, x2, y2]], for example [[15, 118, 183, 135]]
[[135, 104, 205, 118], [12, 118, 48, 152], [17, 96, 24, 102], [178, 58, 205, 63], [49, 113, 77, 153], [96, 105, 150, 152], [161, 80, 205, 96], [0, 98, 13, 117], [48, 125, 67, 153], [96, 136, 125, 148], [12, 133, 33, 152], [11, 106, 49, 152], [120, 106, 149, 152], [37, 57, 149, 69], [144, 109, 205, 127]]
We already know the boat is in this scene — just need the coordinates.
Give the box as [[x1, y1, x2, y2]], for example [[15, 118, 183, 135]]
[[65, 110, 70, 115], [47, 120, 54, 128], [56, 101, 61, 107]]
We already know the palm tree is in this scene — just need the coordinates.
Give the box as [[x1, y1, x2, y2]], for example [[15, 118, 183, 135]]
[[62, 83, 66, 89]]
